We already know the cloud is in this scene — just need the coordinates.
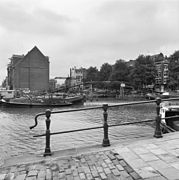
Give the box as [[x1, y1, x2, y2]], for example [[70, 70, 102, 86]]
[[62, 0, 179, 61], [0, 1, 73, 36], [0, 0, 179, 83]]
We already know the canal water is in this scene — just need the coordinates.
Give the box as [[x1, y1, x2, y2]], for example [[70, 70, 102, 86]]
[[0, 99, 156, 164]]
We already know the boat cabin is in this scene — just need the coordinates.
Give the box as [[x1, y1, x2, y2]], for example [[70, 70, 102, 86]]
[[160, 101, 179, 131], [0, 90, 15, 100]]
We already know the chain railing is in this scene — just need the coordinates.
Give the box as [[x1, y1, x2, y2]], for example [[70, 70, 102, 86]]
[[30, 97, 179, 156]]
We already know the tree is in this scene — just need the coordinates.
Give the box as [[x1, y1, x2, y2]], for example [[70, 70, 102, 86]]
[[168, 51, 179, 90], [109, 60, 129, 82], [99, 63, 112, 81], [131, 55, 156, 91], [84, 66, 99, 82], [106, 60, 129, 91]]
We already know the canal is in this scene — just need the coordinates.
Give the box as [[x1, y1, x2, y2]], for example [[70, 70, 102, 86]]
[[0, 99, 156, 164]]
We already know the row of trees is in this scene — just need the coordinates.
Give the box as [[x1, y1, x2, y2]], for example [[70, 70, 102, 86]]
[[83, 51, 179, 92]]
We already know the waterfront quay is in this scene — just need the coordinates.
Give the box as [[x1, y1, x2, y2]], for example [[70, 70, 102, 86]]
[[1, 98, 179, 179], [1, 128, 179, 180]]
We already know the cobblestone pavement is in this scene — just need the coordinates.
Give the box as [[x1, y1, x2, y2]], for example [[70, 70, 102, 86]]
[[0, 150, 142, 180], [1, 132, 179, 179]]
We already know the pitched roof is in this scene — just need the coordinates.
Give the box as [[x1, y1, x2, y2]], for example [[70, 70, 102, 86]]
[[9, 46, 49, 68], [25, 46, 47, 59]]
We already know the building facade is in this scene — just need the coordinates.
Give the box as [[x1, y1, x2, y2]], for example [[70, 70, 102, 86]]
[[70, 67, 86, 87], [151, 53, 169, 92], [7, 46, 49, 91], [49, 79, 57, 92]]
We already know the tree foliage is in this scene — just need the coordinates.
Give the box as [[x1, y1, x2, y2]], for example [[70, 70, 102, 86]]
[[109, 60, 129, 82], [131, 55, 156, 90], [168, 50, 179, 90], [84, 66, 99, 82], [82, 50, 179, 92], [99, 63, 112, 81]]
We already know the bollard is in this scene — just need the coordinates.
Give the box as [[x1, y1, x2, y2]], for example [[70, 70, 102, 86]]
[[154, 97, 163, 138], [44, 109, 52, 156], [102, 104, 110, 147]]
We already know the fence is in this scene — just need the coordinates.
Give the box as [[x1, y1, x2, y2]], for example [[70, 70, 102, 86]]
[[30, 97, 179, 156]]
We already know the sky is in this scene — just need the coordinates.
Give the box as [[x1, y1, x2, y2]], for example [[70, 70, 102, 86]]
[[0, 0, 179, 83]]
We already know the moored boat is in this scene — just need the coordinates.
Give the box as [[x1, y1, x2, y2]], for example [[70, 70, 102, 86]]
[[0, 96, 72, 107], [160, 101, 179, 131], [146, 92, 170, 100], [65, 95, 85, 104], [0, 93, 85, 108]]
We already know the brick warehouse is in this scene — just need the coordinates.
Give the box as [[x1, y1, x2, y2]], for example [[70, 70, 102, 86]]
[[7, 46, 49, 91]]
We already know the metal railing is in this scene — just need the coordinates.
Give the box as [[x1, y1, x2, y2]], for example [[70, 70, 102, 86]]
[[30, 97, 179, 156]]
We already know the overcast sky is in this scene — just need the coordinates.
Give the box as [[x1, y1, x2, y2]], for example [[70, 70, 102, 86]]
[[0, 0, 179, 83]]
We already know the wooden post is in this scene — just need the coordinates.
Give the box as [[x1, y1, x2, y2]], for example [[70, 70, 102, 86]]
[[44, 109, 52, 156], [154, 97, 163, 138], [102, 104, 110, 147]]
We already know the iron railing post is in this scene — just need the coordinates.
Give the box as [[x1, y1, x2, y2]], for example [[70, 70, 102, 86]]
[[102, 104, 110, 147], [154, 97, 163, 138], [44, 109, 52, 156]]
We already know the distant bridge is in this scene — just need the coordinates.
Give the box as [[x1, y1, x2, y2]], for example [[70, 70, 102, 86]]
[[53, 80, 134, 93]]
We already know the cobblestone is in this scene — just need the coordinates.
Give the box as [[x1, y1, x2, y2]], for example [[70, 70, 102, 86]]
[[103, 167, 111, 174], [1, 132, 179, 179], [0, 150, 142, 180]]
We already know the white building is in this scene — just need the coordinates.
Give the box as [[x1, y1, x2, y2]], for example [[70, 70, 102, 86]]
[[70, 67, 86, 87]]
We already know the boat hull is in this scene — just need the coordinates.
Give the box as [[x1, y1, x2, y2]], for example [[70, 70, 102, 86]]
[[0, 100, 72, 108], [165, 111, 179, 131], [65, 95, 85, 104], [0, 94, 84, 108]]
